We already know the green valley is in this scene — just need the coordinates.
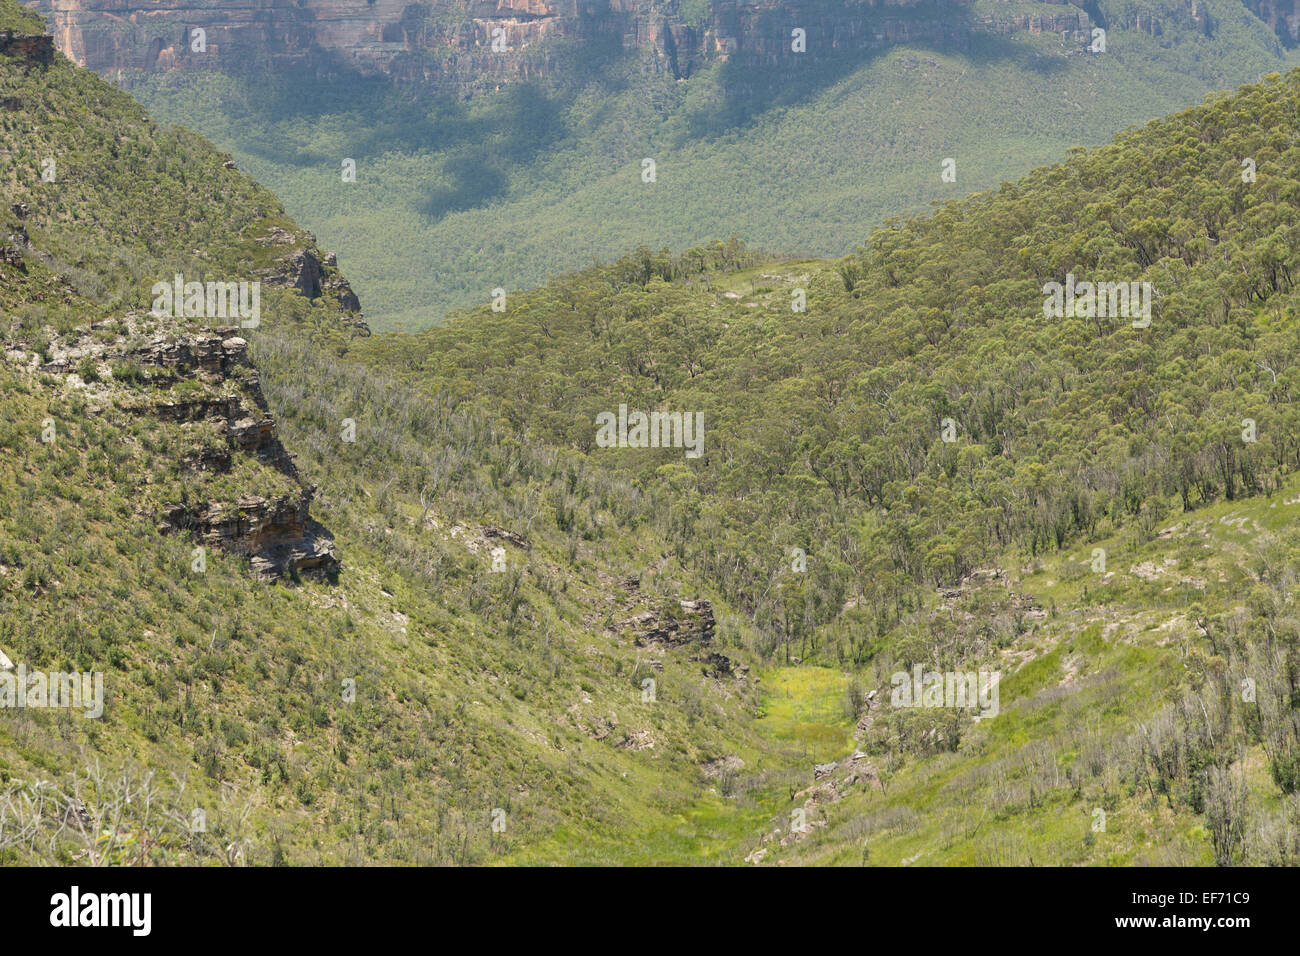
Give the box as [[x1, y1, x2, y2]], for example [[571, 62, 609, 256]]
[[3, 0, 1300, 870]]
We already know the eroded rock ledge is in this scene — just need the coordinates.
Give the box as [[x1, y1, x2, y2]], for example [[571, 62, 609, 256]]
[[134, 325, 340, 581], [617, 598, 716, 647], [7, 315, 340, 583], [158, 491, 338, 582], [0, 30, 54, 66]]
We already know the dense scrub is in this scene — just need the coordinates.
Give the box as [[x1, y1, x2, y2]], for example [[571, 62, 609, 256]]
[[6, 0, 1300, 864], [355, 69, 1300, 666]]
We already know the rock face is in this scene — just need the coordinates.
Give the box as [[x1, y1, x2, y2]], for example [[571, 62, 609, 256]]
[[0, 29, 54, 65], [17, 314, 341, 583], [158, 491, 338, 581], [23, 0, 1296, 94], [131, 327, 251, 380], [268, 248, 324, 300], [256, 240, 367, 331], [1244, 0, 1300, 45], [618, 598, 716, 646], [131, 326, 341, 581], [25, 0, 1111, 92]]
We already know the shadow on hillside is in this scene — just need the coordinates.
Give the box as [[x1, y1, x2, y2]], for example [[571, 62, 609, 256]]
[[170, 5, 1085, 219], [676, 2, 1076, 147], [206, 40, 637, 220]]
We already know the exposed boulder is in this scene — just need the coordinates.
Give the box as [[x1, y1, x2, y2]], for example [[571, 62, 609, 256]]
[[482, 525, 531, 550], [158, 491, 338, 582], [696, 651, 748, 680], [617, 598, 715, 646]]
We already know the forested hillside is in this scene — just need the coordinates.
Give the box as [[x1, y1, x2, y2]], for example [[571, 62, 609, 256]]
[[357, 68, 1300, 658], [342, 67, 1300, 862], [6, 0, 1300, 866], [115, 0, 1299, 329], [0, 1, 792, 864]]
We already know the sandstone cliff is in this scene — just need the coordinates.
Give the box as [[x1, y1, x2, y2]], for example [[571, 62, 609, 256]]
[[30, 0, 1293, 96], [1244, 0, 1299, 45], [25, 0, 1111, 93]]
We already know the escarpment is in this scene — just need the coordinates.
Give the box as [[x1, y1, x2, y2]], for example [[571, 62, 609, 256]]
[[24, 0, 1205, 92], [28, 0, 1292, 97], [5, 314, 340, 582]]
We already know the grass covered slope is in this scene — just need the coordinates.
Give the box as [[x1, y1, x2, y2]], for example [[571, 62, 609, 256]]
[[121, 0, 1298, 329], [1, 2, 802, 865], [774, 480, 1300, 867], [7, 0, 1300, 867]]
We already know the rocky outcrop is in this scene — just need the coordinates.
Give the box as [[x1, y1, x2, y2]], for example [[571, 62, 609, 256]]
[[321, 252, 362, 313], [1096, 0, 1218, 38], [267, 248, 324, 299], [12, 315, 340, 583], [32, 0, 584, 80], [129, 329, 297, 474], [0, 30, 54, 65], [259, 244, 367, 329], [158, 491, 338, 581], [482, 525, 531, 550], [129, 327, 338, 579], [696, 650, 748, 679], [131, 327, 251, 381], [617, 597, 716, 646]]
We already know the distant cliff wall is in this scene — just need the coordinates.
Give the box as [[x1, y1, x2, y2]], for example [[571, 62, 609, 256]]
[[1243, 0, 1299, 45], [27, 0, 1288, 92], [24, 0, 1096, 90]]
